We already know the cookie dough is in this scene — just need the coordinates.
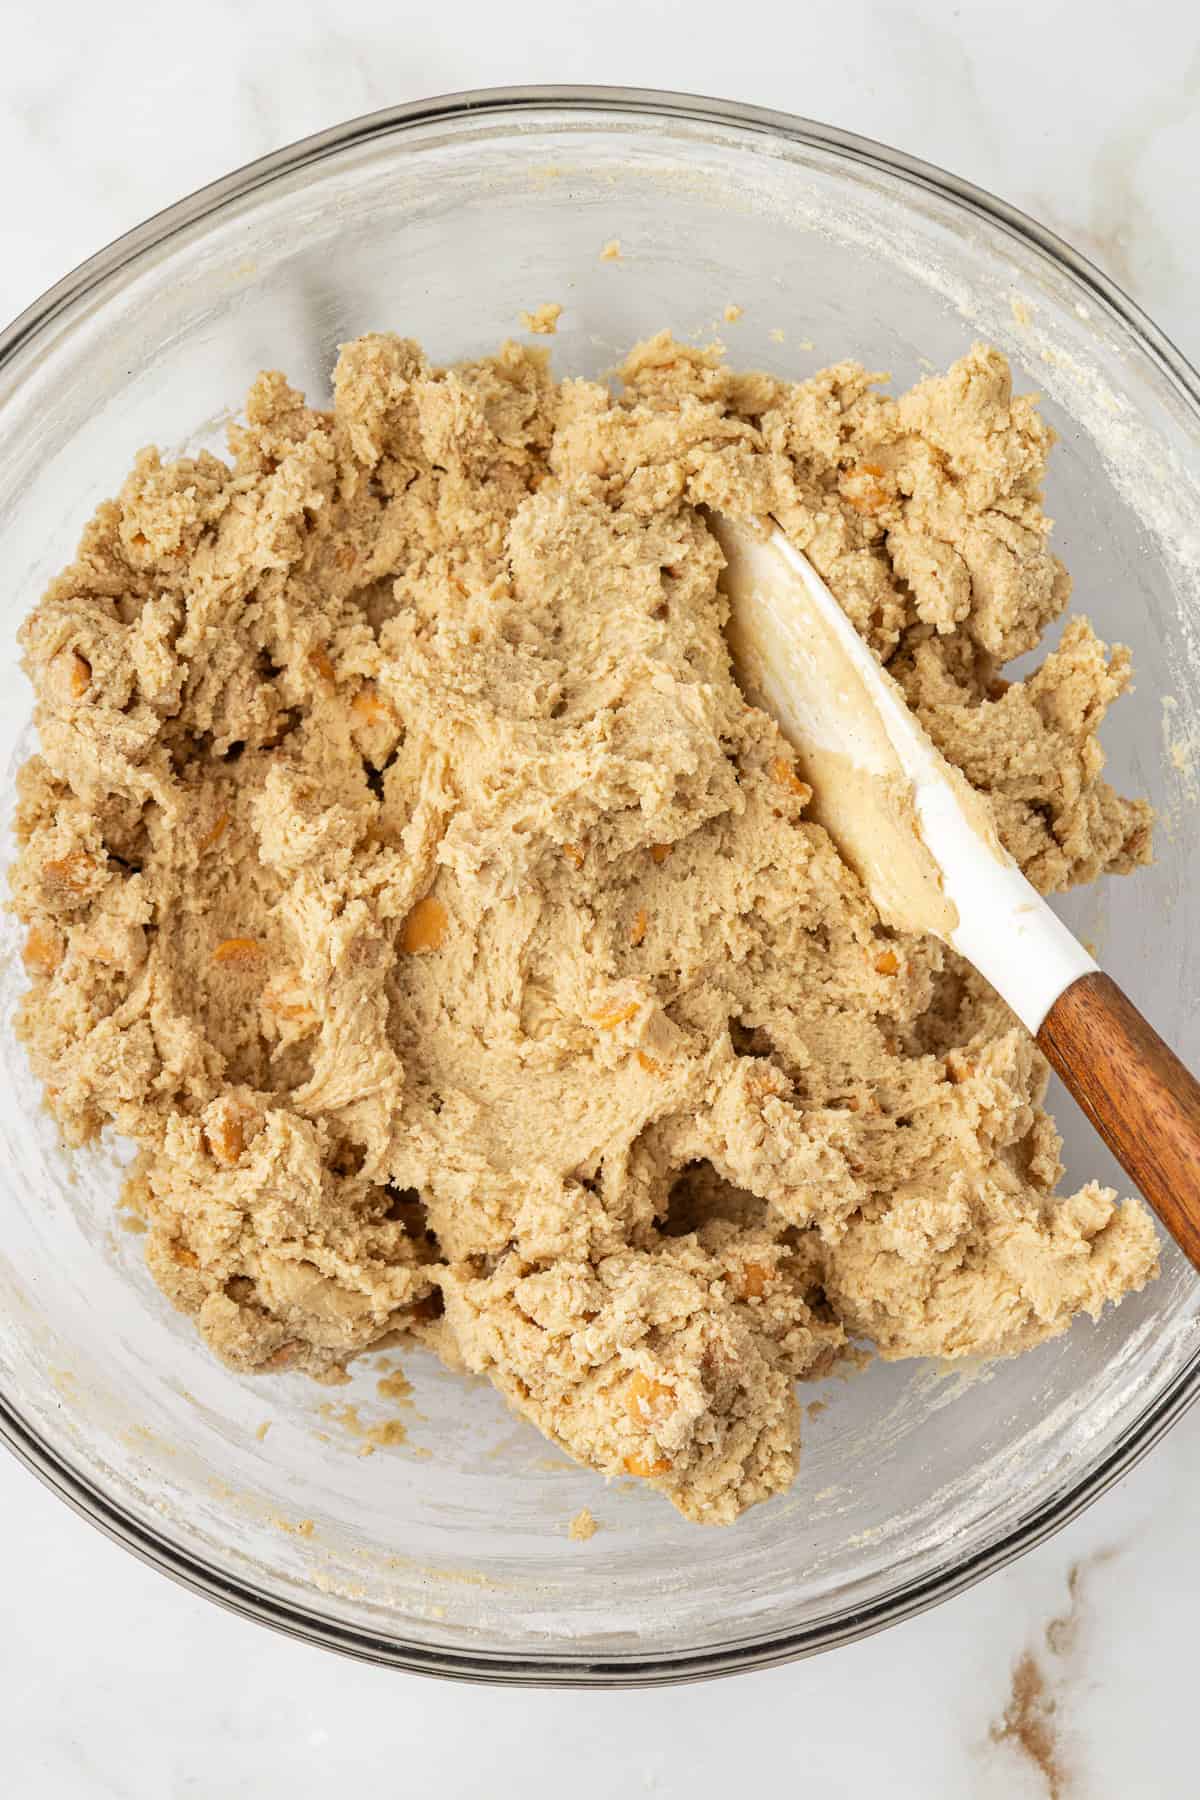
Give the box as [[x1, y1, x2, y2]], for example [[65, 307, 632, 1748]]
[[12, 331, 1159, 1524]]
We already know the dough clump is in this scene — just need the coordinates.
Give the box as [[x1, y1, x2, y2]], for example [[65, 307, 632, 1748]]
[[12, 331, 1158, 1523]]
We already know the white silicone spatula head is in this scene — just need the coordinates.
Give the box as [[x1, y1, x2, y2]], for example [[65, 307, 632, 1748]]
[[711, 514, 1095, 1035]]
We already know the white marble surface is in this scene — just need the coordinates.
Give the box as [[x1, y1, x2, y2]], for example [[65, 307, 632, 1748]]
[[3, 2, 1200, 1794]]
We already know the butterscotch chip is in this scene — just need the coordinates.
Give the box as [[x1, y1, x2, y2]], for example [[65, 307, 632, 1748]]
[[213, 937, 262, 966], [731, 1261, 771, 1300], [351, 684, 394, 725], [624, 1454, 670, 1478], [769, 757, 811, 801], [840, 463, 890, 514], [199, 810, 230, 851], [204, 1110, 245, 1165], [22, 925, 62, 973], [624, 1370, 673, 1422], [589, 1000, 640, 1030], [44, 853, 94, 896], [262, 979, 318, 1029], [399, 896, 448, 954]]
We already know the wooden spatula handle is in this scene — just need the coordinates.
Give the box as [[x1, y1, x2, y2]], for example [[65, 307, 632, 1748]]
[[1037, 972, 1200, 1271]]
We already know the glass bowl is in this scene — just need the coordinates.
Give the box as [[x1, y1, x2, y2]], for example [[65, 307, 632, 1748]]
[[2, 87, 1199, 1687]]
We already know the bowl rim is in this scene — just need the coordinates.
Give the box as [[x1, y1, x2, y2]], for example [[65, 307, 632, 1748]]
[[2, 82, 1199, 1687]]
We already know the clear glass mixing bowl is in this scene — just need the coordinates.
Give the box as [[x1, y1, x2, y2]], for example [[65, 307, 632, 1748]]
[[2, 88, 1199, 1686]]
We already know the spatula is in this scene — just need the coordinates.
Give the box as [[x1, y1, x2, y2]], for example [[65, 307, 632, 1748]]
[[713, 514, 1200, 1270]]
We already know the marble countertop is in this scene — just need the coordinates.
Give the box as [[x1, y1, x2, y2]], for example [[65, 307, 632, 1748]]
[[3, 3, 1199, 1794]]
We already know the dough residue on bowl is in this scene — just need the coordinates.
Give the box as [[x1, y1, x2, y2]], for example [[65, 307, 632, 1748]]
[[11, 329, 1158, 1524], [520, 302, 563, 336]]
